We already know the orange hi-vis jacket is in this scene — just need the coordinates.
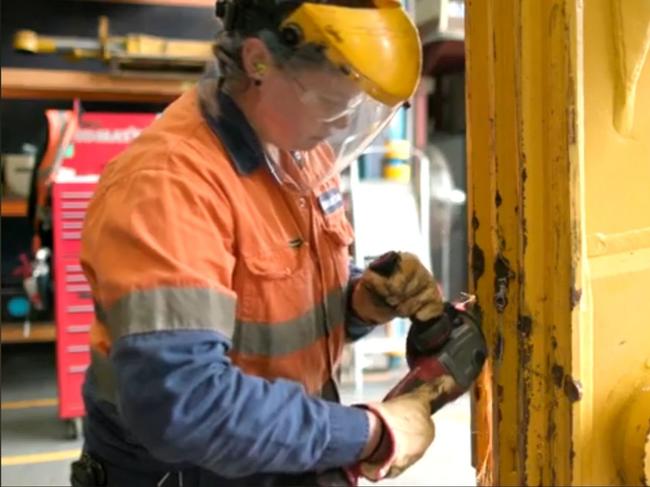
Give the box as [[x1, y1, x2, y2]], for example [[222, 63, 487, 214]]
[[84, 86, 357, 394], [78, 83, 375, 482]]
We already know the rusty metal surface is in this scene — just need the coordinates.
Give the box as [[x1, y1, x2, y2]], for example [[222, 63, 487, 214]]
[[465, 0, 582, 484], [466, 0, 650, 484]]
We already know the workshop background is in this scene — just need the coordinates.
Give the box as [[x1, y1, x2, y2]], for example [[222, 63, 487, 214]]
[[1, 0, 472, 486]]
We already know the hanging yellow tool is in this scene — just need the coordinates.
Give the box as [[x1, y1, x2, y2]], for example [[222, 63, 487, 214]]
[[13, 16, 213, 77]]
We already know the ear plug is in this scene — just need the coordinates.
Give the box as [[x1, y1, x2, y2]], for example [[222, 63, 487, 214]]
[[253, 62, 266, 86]]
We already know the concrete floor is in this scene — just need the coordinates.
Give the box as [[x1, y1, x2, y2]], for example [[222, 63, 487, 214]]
[[1, 343, 475, 486]]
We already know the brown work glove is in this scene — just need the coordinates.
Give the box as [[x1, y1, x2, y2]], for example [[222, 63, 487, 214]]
[[351, 251, 444, 325], [356, 376, 455, 481]]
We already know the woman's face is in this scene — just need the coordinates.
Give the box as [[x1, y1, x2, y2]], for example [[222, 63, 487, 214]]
[[255, 64, 363, 151]]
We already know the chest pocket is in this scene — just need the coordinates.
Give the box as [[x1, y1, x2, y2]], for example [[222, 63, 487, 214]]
[[235, 243, 314, 326], [320, 209, 355, 289], [322, 210, 354, 247]]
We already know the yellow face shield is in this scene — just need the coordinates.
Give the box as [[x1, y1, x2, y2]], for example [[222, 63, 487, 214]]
[[261, 1, 422, 193], [281, 1, 422, 106]]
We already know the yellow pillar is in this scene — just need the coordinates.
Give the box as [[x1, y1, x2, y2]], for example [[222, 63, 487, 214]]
[[465, 0, 650, 485]]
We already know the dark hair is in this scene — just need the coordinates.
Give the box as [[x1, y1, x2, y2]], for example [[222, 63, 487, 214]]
[[212, 0, 383, 84], [199, 9, 329, 115], [213, 26, 331, 87]]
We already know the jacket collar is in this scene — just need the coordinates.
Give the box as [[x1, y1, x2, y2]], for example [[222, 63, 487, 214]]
[[201, 90, 264, 176]]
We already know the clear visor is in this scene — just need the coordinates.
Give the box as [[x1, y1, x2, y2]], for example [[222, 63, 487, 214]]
[[264, 72, 400, 194]]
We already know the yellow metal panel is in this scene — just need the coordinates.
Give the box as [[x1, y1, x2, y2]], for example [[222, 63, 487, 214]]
[[466, 0, 583, 483], [467, 0, 650, 484], [582, 0, 650, 484]]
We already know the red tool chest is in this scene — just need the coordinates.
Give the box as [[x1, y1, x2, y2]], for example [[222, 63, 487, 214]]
[[50, 111, 156, 438]]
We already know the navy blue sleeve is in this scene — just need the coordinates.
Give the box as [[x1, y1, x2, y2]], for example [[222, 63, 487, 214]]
[[344, 262, 376, 342], [112, 330, 369, 477]]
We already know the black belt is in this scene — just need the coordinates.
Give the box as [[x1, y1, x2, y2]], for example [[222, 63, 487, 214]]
[[70, 451, 324, 487]]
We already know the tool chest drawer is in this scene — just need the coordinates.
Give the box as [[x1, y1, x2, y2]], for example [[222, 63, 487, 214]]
[[52, 182, 97, 422], [55, 258, 94, 323], [52, 185, 95, 258]]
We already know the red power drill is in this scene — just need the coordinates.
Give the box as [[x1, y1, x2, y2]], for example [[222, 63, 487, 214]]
[[369, 251, 487, 413], [317, 252, 487, 486]]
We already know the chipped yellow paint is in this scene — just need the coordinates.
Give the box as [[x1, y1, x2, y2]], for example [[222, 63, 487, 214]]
[[466, 0, 583, 484], [467, 0, 650, 485]]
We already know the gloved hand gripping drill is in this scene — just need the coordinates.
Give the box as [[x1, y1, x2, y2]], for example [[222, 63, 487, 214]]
[[318, 252, 487, 485], [369, 251, 487, 414]]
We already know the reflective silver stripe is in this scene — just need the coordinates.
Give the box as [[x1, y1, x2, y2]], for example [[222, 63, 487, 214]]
[[98, 287, 236, 340], [232, 288, 346, 357]]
